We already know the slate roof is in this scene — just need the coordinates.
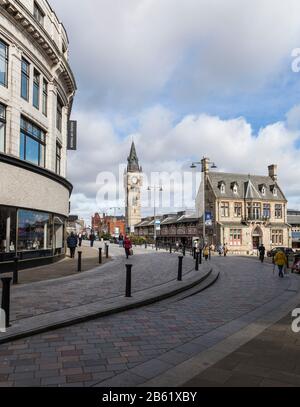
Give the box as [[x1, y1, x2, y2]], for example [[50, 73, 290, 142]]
[[208, 172, 286, 201], [127, 142, 141, 173]]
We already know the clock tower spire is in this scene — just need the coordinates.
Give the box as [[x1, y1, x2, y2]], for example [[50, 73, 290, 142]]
[[124, 142, 143, 234]]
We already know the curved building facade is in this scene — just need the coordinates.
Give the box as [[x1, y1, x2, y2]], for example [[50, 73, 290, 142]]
[[0, 0, 76, 269]]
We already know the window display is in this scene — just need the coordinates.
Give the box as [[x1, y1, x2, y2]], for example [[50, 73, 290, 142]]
[[17, 210, 52, 251]]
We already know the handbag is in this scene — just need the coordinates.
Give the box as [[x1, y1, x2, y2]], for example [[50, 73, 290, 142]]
[[129, 248, 133, 256]]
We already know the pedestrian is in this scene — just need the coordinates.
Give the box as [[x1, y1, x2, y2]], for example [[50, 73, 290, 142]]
[[218, 244, 223, 256], [124, 236, 132, 259], [89, 232, 96, 248], [258, 244, 266, 263], [78, 233, 83, 247], [204, 246, 209, 261], [274, 249, 288, 278], [119, 234, 124, 248], [67, 232, 78, 259], [224, 244, 228, 257]]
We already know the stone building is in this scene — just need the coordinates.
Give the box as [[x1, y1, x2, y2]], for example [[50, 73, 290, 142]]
[[91, 213, 126, 238], [0, 0, 76, 270], [135, 211, 199, 247], [196, 162, 291, 254], [124, 142, 143, 233], [288, 209, 300, 250]]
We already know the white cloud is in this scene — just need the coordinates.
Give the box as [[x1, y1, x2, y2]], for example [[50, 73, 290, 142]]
[[68, 105, 300, 222], [50, 0, 300, 108]]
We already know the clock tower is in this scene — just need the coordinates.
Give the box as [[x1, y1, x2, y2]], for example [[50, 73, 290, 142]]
[[124, 142, 143, 233]]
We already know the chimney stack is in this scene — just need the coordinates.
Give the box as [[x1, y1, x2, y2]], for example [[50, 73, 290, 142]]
[[268, 164, 278, 181]]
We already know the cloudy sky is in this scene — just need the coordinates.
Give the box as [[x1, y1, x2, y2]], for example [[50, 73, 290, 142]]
[[49, 0, 300, 223]]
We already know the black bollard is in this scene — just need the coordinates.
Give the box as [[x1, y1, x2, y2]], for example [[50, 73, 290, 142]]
[[193, 247, 196, 260], [178, 256, 183, 281], [105, 244, 109, 259], [195, 252, 199, 271], [125, 264, 132, 298], [99, 247, 102, 264], [1, 277, 12, 328], [78, 251, 82, 272], [13, 257, 19, 285], [170, 244, 172, 254]]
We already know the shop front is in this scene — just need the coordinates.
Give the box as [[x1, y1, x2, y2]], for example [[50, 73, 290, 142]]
[[0, 206, 66, 271]]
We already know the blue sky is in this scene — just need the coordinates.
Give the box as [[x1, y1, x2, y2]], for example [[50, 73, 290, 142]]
[[49, 0, 300, 221]]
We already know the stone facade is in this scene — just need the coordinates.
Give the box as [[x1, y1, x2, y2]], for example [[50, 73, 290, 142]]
[[196, 163, 291, 254], [288, 209, 300, 250], [0, 0, 76, 266]]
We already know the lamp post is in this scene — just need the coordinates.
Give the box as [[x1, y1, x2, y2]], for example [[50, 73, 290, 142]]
[[191, 158, 217, 247], [147, 185, 163, 244]]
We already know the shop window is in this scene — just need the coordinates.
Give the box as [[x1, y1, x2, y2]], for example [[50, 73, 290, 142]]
[[17, 210, 52, 251], [0, 206, 17, 258]]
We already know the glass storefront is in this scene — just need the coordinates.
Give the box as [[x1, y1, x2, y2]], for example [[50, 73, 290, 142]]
[[0, 206, 66, 263]]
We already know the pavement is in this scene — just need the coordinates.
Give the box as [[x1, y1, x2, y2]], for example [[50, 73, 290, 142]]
[[0, 243, 213, 343], [6, 245, 111, 285], [0, 254, 299, 387]]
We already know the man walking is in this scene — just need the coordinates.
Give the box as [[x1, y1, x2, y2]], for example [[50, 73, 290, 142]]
[[89, 231, 96, 248], [258, 244, 266, 263], [67, 232, 78, 259]]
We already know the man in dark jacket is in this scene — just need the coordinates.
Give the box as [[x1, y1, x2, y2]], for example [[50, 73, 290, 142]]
[[90, 232, 96, 247], [258, 244, 266, 263], [67, 232, 78, 258]]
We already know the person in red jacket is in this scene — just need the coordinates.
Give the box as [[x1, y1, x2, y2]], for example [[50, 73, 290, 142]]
[[124, 236, 132, 259]]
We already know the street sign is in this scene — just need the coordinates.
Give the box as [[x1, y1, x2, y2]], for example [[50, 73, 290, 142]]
[[205, 212, 213, 226]]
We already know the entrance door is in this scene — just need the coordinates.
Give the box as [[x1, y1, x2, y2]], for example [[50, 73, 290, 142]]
[[252, 236, 260, 250]]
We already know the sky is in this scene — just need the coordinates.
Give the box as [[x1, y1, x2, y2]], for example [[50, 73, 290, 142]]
[[49, 0, 300, 224]]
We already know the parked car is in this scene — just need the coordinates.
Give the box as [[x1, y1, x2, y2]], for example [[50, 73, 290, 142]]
[[291, 255, 300, 274], [267, 247, 294, 257]]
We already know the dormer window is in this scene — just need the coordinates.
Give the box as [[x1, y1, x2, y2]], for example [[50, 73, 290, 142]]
[[259, 184, 267, 196], [270, 185, 277, 197], [218, 181, 226, 194], [231, 182, 238, 194]]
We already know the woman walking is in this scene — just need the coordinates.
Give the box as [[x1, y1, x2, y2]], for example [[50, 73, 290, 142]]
[[124, 236, 132, 259]]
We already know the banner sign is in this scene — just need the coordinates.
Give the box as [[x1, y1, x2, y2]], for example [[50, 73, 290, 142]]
[[67, 120, 77, 150], [205, 212, 213, 226]]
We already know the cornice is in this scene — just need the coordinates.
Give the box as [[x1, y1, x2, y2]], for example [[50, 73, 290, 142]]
[[0, 0, 76, 94]]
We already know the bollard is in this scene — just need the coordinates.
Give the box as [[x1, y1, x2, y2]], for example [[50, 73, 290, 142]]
[[1, 277, 12, 328], [78, 251, 82, 272], [99, 247, 102, 264], [170, 244, 172, 254], [13, 257, 19, 285], [195, 252, 199, 271], [178, 256, 183, 281], [125, 264, 132, 298], [193, 247, 196, 260], [105, 244, 109, 259]]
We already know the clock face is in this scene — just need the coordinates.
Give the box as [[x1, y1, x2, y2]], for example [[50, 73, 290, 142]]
[[131, 176, 138, 185]]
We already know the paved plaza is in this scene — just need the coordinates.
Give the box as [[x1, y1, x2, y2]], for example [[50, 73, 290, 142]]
[[0, 250, 299, 387]]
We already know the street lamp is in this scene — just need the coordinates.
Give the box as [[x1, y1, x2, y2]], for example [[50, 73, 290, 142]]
[[147, 185, 163, 244], [191, 157, 217, 247]]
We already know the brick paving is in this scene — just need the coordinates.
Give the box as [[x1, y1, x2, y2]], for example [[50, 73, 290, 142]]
[[0, 256, 299, 387], [0, 244, 195, 324], [15, 244, 111, 285], [184, 310, 300, 387]]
